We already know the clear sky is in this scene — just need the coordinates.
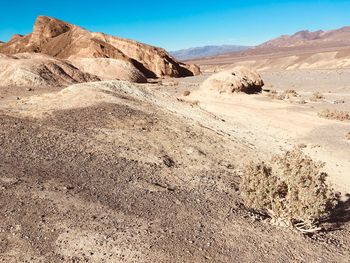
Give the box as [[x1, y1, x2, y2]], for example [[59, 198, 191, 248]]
[[1, 0, 350, 51]]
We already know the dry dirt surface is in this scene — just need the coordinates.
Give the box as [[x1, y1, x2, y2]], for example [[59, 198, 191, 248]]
[[0, 78, 350, 262]]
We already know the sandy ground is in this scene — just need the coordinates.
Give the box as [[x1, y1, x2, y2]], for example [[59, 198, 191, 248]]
[[0, 71, 350, 262], [162, 70, 350, 194]]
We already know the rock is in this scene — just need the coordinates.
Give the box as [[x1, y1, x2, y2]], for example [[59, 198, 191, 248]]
[[70, 57, 147, 83], [0, 16, 200, 80], [0, 53, 100, 88], [162, 155, 175, 167], [200, 66, 264, 94], [10, 34, 24, 42]]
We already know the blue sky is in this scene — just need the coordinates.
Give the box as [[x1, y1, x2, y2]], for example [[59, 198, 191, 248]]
[[1, 0, 350, 51]]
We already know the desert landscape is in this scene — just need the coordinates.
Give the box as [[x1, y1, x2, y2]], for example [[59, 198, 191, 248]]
[[0, 7, 350, 263]]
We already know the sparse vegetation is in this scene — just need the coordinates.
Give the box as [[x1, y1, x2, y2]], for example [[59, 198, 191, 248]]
[[297, 143, 307, 148], [240, 148, 337, 233], [189, 100, 200, 107], [164, 81, 179, 87], [267, 89, 284, 100], [284, 89, 299, 98], [267, 89, 306, 104], [318, 109, 350, 121], [333, 99, 345, 104], [310, 92, 324, 101], [183, 90, 191, 96], [294, 99, 306, 104]]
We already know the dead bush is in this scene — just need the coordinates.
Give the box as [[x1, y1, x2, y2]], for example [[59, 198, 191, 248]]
[[182, 90, 191, 96], [164, 81, 179, 87], [318, 109, 350, 121], [310, 92, 324, 101], [294, 98, 306, 104], [267, 89, 302, 101], [283, 89, 299, 98], [267, 90, 284, 100], [240, 148, 337, 233]]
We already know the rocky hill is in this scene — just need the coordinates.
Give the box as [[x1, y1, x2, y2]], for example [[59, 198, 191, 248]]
[[188, 26, 350, 71], [0, 16, 200, 81], [257, 27, 350, 50], [170, 45, 251, 61]]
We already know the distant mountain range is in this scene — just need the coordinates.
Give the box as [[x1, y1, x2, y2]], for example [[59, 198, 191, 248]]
[[170, 45, 251, 61], [257, 27, 350, 50], [187, 25, 350, 71]]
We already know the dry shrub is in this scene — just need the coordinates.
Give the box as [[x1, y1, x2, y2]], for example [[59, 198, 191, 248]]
[[346, 132, 350, 140], [294, 98, 306, 104], [189, 100, 199, 107], [240, 148, 337, 233], [333, 99, 345, 104], [266, 89, 277, 97], [164, 81, 179, 87], [267, 90, 284, 100], [284, 89, 299, 97], [318, 109, 350, 121], [297, 143, 307, 148], [267, 89, 301, 101], [182, 90, 191, 96], [310, 92, 324, 101]]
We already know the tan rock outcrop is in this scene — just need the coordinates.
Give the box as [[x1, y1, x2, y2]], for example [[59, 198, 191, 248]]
[[200, 66, 264, 94], [0, 16, 200, 79]]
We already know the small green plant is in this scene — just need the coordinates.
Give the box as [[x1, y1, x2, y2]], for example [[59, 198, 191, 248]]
[[240, 148, 337, 233]]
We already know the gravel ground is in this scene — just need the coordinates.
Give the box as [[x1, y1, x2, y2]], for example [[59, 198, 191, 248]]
[[0, 80, 349, 262]]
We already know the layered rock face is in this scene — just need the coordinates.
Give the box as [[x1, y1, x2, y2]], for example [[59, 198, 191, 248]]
[[0, 53, 100, 87], [200, 67, 264, 94], [0, 16, 200, 81], [70, 58, 147, 83]]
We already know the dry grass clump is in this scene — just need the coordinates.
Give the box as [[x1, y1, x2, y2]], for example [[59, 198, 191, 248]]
[[267, 89, 305, 104], [310, 92, 324, 102], [294, 99, 306, 104], [266, 90, 284, 100], [283, 89, 299, 98], [163, 80, 179, 87], [240, 148, 337, 233], [318, 109, 350, 121], [182, 90, 191, 96]]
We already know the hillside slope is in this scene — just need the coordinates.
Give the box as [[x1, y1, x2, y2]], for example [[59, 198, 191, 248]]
[[188, 26, 350, 71], [0, 16, 199, 79]]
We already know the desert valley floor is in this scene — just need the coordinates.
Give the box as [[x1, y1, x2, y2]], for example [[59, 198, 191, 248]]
[[0, 68, 349, 262]]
